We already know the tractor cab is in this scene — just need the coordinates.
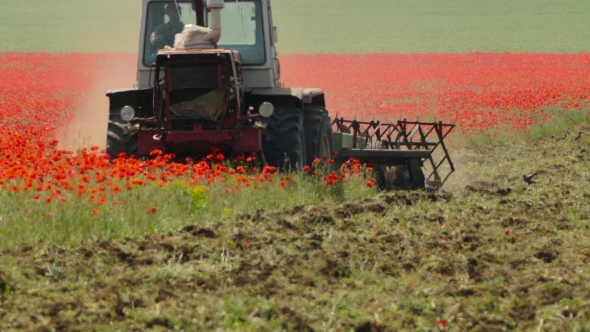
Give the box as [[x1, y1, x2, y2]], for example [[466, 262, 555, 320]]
[[137, 0, 279, 90]]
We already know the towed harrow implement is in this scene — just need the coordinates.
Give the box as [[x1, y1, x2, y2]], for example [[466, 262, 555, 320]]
[[332, 118, 455, 191]]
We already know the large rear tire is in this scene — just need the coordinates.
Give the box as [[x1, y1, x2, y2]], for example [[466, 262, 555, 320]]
[[303, 105, 334, 169], [262, 106, 305, 171], [106, 120, 138, 159]]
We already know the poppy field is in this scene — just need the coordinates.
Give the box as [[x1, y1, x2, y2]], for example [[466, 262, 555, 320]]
[[0, 51, 588, 245], [1, 49, 590, 330], [0, 52, 381, 248], [282, 53, 590, 137]]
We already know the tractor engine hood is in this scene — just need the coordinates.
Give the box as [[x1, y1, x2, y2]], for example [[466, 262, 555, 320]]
[[174, 0, 224, 49]]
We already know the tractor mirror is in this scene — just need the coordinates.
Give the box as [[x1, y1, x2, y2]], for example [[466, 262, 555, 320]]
[[272, 26, 278, 43], [274, 58, 281, 81]]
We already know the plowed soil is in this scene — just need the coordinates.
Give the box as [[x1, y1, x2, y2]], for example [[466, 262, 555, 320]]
[[2, 130, 590, 331]]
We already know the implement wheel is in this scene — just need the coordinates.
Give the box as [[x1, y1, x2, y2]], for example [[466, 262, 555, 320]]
[[106, 119, 138, 159], [262, 106, 305, 171], [375, 164, 426, 190], [303, 105, 334, 168]]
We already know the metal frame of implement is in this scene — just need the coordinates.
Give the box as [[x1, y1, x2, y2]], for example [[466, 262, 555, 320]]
[[332, 118, 456, 190]]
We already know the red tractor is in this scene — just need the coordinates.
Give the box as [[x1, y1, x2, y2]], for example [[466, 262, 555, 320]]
[[106, 0, 455, 190]]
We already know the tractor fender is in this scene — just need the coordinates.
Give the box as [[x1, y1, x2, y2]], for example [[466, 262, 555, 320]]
[[108, 120, 130, 136], [251, 88, 325, 108], [107, 120, 139, 139], [106, 88, 154, 118], [107, 130, 124, 143]]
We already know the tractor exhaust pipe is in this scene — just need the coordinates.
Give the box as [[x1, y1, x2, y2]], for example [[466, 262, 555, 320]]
[[195, 0, 204, 26], [206, 0, 224, 44]]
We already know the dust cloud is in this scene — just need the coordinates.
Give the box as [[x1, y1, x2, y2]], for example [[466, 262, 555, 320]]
[[55, 55, 137, 151], [426, 144, 473, 193], [437, 153, 470, 192]]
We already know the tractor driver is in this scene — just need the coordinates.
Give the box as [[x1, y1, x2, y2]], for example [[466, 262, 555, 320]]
[[150, 4, 185, 52]]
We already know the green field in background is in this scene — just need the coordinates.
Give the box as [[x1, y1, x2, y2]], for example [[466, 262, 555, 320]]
[[0, 0, 589, 54]]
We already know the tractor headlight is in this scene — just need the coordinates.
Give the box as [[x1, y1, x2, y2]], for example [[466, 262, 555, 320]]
[[259, 102, 274, 118], [120, 106, 136, 122]]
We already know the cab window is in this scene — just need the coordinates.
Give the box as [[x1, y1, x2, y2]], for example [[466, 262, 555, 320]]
[[143, 2, 197, 66], [209, 1, 266, 65]]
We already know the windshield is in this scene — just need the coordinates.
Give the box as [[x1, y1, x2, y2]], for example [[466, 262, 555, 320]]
[[143, 1, 265, 66], [209, 1, 266, 65], [143, 2, 197, 66]]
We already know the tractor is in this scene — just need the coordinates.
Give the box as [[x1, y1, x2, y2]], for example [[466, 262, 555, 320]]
[[106, 0, 455, 190]]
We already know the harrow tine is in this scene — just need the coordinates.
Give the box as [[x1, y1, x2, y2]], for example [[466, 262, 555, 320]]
[[408, 123, 420, 140]]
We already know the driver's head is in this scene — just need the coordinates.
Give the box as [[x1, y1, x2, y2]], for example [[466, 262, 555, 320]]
[[165, 4, 181, 24]]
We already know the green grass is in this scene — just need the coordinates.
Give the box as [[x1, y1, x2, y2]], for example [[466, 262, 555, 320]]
[[449, 107, 590, 148], [0, 0, 589, 54], [0, 168, 374, 249]]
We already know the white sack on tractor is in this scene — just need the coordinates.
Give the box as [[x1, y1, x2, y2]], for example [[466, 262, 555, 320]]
[[169, 89, 225, 121], [173, 24, 219, 50]]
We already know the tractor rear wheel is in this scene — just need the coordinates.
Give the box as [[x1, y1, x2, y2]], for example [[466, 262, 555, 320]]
[[303, 105, 334, 169], [106, 120, 138, 159], [262, 106, 305, 171]]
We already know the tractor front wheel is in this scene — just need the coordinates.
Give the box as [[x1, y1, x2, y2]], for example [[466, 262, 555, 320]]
[[262, 106, 305, 171], [106, 120, 138, 159]]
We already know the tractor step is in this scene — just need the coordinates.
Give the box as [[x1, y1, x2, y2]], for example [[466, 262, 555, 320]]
[[332, 132, 367, 151]]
